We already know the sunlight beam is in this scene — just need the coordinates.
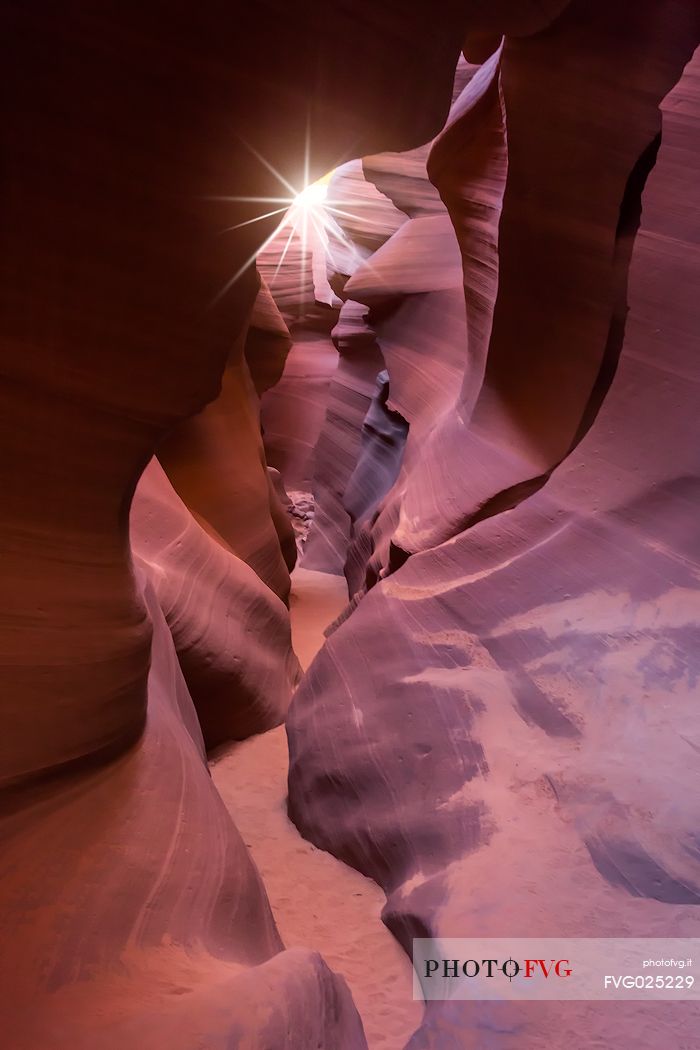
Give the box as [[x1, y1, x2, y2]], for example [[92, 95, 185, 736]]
[[219, 206, 290, 234], [240, 138, 300, 199], [211, 142, 380, 307], [270, 223, 297, 289]]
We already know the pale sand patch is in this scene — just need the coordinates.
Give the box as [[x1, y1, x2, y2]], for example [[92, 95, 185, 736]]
[[211, 567, 421, 1049]]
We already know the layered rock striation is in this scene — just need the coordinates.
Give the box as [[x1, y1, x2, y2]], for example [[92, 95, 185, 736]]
[[288, 7, 700, 1048], [1, 3, 472, 1046]]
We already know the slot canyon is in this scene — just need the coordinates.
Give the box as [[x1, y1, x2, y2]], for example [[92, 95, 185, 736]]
[[2, 3, 700, 1048]]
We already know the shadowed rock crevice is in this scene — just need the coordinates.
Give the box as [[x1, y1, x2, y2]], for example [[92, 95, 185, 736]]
[[461, 117, 665, 546]]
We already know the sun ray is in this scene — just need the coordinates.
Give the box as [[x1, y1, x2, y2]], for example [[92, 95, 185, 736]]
[[325, 205, 386, 226], [210, 140, 388, 307], [270, 223, 297, 289], [209, 217, 290, 308], [204, 195, 293, 205], [304, 112, 311, 200], [239, 138, 300, 198], [219, 206, 289, 234], [310, 211, 330, 248], [311, 212, 339, 271], [326, 196, 394, 207]]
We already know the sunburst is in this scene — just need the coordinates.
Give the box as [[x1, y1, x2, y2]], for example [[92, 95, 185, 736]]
[[207, 133, 384, 308]]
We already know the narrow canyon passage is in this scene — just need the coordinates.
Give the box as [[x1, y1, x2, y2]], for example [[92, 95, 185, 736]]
[[211, 568, 421, 1049], [3, 6, 699, 1050]]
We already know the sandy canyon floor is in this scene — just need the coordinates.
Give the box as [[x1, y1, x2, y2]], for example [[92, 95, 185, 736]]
[[211, 567, 421, 1049]]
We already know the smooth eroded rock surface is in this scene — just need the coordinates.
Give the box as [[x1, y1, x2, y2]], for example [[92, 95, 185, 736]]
[[1, 3, 475, 1045], [288, 17, 700, 1050]]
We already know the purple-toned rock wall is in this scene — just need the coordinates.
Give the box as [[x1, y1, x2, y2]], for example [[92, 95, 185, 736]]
[[288, 8, 700, 1048]]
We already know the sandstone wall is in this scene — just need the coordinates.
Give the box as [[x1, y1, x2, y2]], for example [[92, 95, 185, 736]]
[[288, 7, 700, 1047]]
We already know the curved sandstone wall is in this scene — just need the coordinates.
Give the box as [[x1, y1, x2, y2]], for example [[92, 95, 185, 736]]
[[0, 3, 472, 1045], [288, 7, 700, 1048]]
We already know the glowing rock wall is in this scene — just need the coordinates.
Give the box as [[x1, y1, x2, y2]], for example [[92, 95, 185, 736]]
[[288, 6, 700, 1048]]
